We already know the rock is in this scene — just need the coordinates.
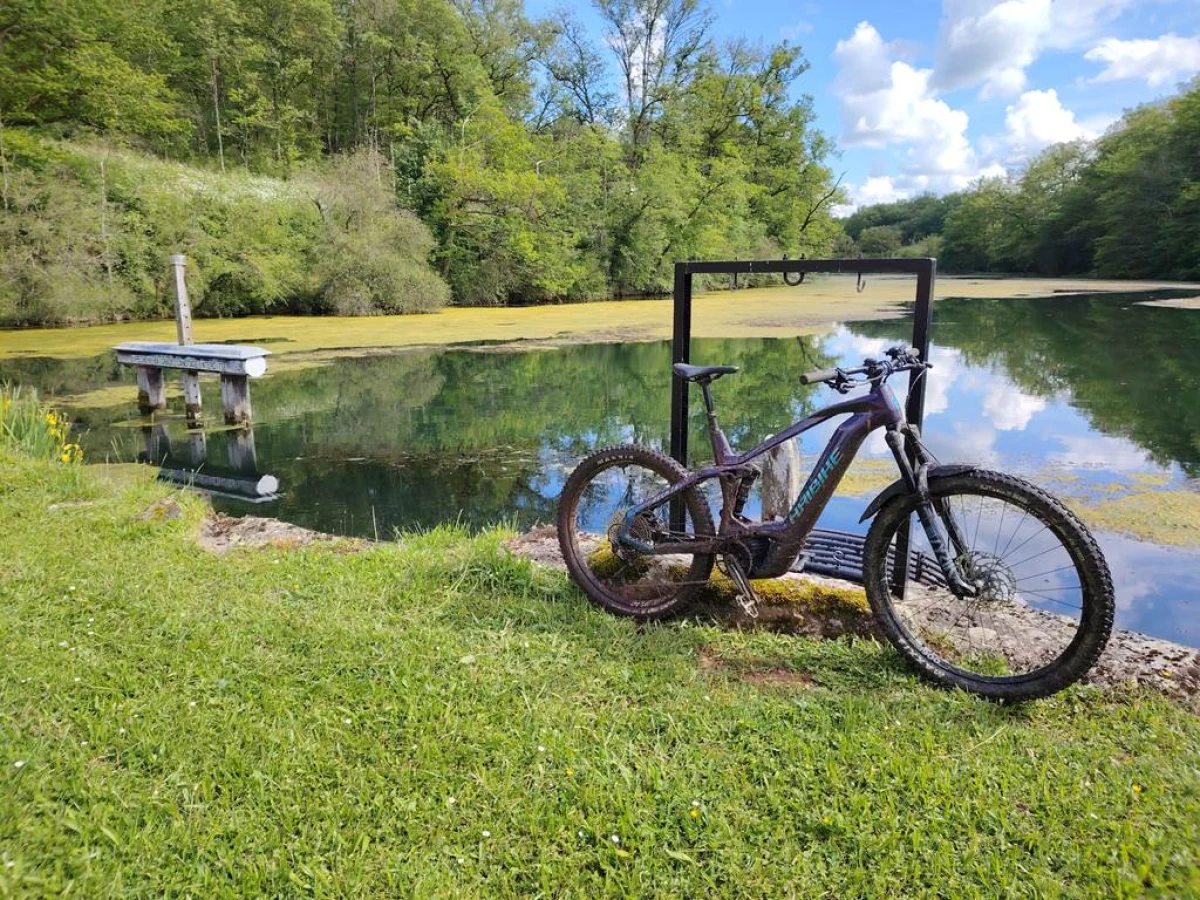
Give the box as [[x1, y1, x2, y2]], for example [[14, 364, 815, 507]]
[[137, 498, 184, 521], [198, 513, 365, 554]]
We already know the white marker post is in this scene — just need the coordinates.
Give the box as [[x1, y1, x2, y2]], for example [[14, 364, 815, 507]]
[[171, 254, 203, 424]]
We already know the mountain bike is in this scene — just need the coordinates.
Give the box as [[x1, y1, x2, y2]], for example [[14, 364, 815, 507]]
[[556, 346, 1114, 701]]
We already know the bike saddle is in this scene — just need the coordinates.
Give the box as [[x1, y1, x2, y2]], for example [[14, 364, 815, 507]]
[[672, 363, 739, 383]]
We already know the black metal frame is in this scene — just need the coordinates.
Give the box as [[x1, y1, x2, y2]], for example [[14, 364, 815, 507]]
[[669, 257, 936, 593]]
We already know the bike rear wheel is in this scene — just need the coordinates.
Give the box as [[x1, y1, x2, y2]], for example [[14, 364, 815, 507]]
[[864, 470, 1114, 701], [556, 445, 715, 619]]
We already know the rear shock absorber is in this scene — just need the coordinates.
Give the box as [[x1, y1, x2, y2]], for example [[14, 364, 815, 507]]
[[732, 469, 759, 520]]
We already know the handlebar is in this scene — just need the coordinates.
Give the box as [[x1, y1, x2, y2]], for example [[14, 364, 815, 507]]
[[801, 346, 931, 393], [799, 368, 839, 385]]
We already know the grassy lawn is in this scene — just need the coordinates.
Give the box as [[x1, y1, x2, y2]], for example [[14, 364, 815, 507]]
[[1, 451, 1198, 898]]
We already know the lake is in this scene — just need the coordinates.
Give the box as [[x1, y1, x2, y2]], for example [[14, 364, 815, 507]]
[[3, 288, 1198, 646]]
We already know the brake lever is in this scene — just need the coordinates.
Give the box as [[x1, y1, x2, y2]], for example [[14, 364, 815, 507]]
[[830, 371, 862, 394]]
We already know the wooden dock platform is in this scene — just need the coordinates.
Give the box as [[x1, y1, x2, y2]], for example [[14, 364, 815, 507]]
[[115, 342, 270, 424]]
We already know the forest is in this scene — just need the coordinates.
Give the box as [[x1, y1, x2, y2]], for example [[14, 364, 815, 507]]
[[841, 79, 1200, 281], [0, 0, 842, 324], [1, 0, 1198, 327]]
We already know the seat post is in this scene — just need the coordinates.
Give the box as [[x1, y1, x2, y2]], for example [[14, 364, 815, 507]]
[[698, 379, 720, 420], [698, 379, 732, 462]]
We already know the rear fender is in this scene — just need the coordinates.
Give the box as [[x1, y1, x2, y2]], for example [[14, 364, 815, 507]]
[[858, 464, 978, 523]]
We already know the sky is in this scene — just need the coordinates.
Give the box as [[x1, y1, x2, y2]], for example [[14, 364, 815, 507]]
[[525, 0, 1200, 214]]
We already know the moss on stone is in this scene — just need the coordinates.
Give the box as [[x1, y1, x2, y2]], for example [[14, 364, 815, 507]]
[[585, 544, 650, 580], [697, 570, 870, 618]]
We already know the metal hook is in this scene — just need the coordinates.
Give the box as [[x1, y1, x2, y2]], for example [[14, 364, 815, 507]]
[[783, 254, 805, 287]]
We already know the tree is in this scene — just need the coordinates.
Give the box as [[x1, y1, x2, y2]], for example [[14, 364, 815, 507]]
[[858, 224, 902, 256], [595, 0, 713, 163]]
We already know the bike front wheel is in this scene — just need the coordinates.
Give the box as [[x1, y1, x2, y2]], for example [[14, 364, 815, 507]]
[[864, 470, 1114, 701], [556, 445, 715, 619]]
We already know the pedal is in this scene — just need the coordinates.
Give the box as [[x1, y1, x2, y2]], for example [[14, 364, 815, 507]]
[[722, 555, 760, 619]]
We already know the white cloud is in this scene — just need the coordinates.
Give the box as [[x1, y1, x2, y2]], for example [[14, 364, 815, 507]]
[[834, 22, 997, 196], [1001, 88, 1096, 159], [1085, 34, 1200, 87], [982, 382, 1046, 430], [934, 0, 1049, 97], [933, 0, 1137, 98], [781, 20, 814, 40], [1049, 434, 1152, 471], [940, 422, 1001, 465], [833, 175, 912, 216]]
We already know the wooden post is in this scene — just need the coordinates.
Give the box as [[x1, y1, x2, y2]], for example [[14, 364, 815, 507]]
[[761, 440, 802, 521], [171, 254, 204, 426], [139, 423, 171, 463], [135, 366, 166, 414], [187, 429, 208, 467], [182, 371, 202, 425], [171, 254, 193, 345], [220, 374, 252, 425], [227, 426, 258, 472]]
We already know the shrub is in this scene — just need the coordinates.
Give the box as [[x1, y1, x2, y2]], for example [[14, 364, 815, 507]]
[[0, 385, 84, 463]]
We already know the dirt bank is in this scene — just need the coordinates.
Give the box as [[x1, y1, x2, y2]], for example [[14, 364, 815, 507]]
[[505, 526, 1200, 703]]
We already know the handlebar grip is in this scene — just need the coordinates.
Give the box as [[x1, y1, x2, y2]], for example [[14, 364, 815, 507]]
[[800, 368, 839, 385]]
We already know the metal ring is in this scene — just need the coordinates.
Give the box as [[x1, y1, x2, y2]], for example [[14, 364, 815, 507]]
[[856, 271, 866, 293]]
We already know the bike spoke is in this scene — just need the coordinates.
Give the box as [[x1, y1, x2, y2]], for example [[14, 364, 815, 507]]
[[888, 483, 1089, 682]]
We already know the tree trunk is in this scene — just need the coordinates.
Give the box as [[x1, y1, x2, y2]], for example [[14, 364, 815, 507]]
[[98, 156, 114, 291], [761, 440, 802, 521], [210, 55, 226, 173]]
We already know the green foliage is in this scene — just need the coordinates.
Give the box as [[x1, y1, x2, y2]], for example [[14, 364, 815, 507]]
[[0, 136, 448, 324], [0, 385, 83, 464], [857, 224, 903, 256], [842, 194, 960, 245], [310, 150, 450, 314], [0, 0, 843, 317], [845, 79, 1200, 279], [1, 449, 1199, 896]]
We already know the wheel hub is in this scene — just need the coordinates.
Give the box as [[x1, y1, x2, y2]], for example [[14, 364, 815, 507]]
[[608, 510, 658, 559], [958, 551, 1018, 604]]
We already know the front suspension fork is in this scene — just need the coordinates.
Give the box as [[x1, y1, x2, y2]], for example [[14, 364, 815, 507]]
[[885, 426, 976, 597]]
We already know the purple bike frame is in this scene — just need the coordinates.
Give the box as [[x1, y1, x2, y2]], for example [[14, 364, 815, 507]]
[[621, 380, 907, 579]]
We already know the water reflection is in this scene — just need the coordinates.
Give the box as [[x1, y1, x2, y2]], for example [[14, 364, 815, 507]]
[[1, 292, 1197, 644], [140, 423, 280, 503], [848, 293, 1200, 475]]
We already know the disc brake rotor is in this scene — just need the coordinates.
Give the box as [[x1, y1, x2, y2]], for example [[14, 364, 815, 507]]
[[958, 551, 1018, 604]]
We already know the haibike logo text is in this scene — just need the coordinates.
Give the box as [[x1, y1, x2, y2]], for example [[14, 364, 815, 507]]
[[789, 448, 842, 519]]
